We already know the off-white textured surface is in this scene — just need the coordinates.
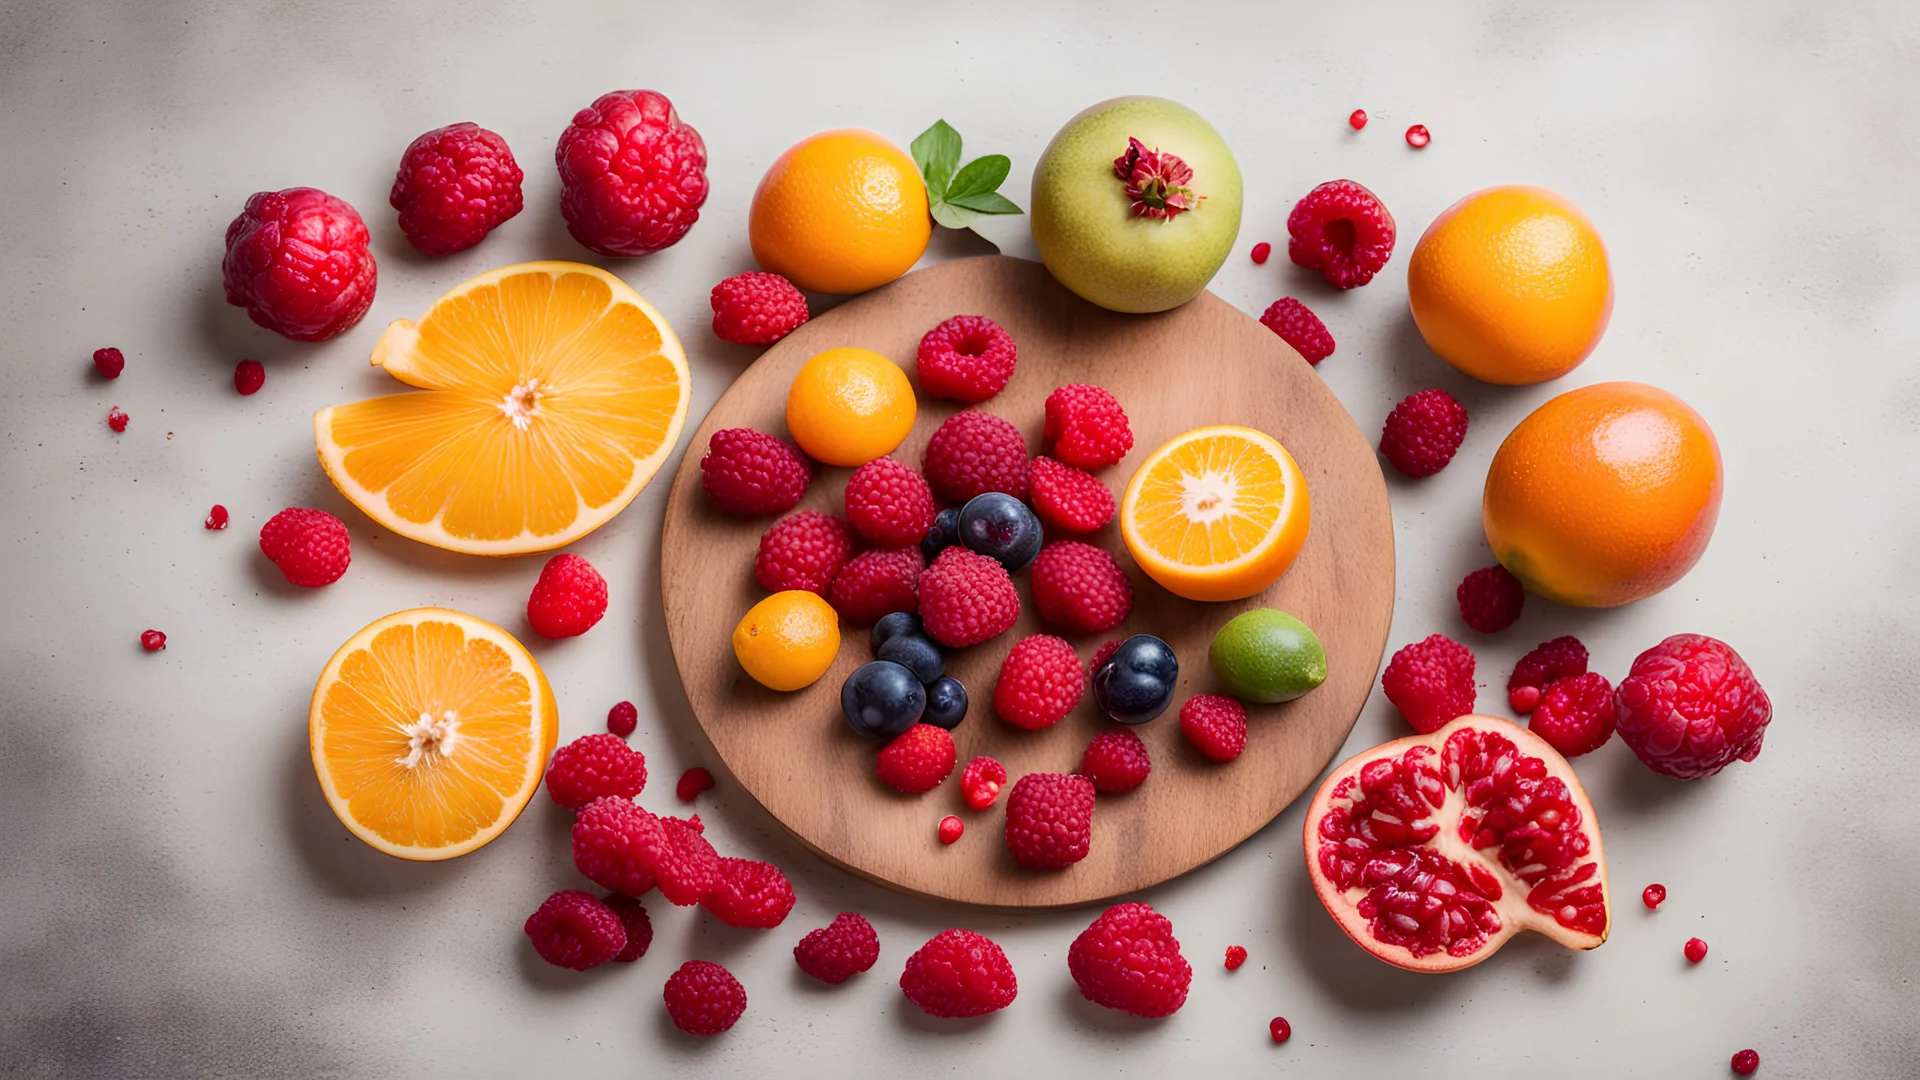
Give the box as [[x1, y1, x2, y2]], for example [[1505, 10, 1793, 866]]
[[2, 2, 1916, 1076]]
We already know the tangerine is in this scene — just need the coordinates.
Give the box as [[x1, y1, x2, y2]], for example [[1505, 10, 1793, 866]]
[[749, 130, 930, 295]]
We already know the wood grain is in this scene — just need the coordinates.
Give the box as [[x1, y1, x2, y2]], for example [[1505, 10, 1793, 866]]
[[660, 256, 1393, 910]]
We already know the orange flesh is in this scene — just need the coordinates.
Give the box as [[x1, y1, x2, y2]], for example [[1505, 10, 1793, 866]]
[[1129, 431, 1289, 565]]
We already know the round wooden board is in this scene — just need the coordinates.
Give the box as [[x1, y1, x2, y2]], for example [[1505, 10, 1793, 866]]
[[661, 256, 1393, 910]]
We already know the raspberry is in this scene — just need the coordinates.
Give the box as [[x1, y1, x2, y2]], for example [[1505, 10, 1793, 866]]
[[639, 812, 721, 905], [1004, 772, 1095, 870], [827, 547, 924, 624], [992, 634, 1085, 730], [917, 547, 1019, 648], [545, 733, 648, 810], [204, 505, 229, 531], [1529, 672, 1616, 758], [683, 813, 704, 834], [140, 629, 167, 651], [1079, 730, 1150, 793], [1382, 634, 1477, 734], [1090, 639, 1123, 674], [662, 960, 746, 1036], [899, 929, 1018, 1017], [960, 756, 1008, 810], [1179, 694, 1249, 762], [605, 893, 654, 962], [1259, 297, 1336, 365], [524, 889, 625, 970], [1380, 389, 1468, 478], [1508, 635, 1590, 713], [1030, 541, 1134, 634], [222, 187, 377, 342], [1250, 241, 1272, 264], [571, 797, 658, 896], [921, 409, 1030, 503], [1224, 945, 1248, 970], [875, 724, 957, 794], [1043, 384, 1133, 469], [1731, 1049, 1759, 1075], [700, 428, 811, 516], [1068, 902, 1192, 1017], [607, 700, 638, 737], [526, 553, 608, 638], [1685, 937, 1709, 963], [1615, 634, 1771, 779], [1286, 179, 1396, 289], [710, 271, 809, 345], [915, 315, 1018, 403], [843, 457, 937, 547], [938, 815, 964, 843], [1457, 565, 1524, 633], [107, 406, 128, 433], [701, 857, 795, 929], [1028, 457, 1115, 533], [793, 912, 880, 984], [389, 122, 524, 256], [258, 507, 350, 587], [556, 90, 708, 256], [677, 766, 714, 802], [233, 358, 265, 396], [755, 510, 859, 595], [92, 347, 124, 379]]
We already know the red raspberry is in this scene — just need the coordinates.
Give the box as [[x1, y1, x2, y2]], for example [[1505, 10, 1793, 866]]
[[701, 857, 795, 929], [662, 960, 746, 1036], [1079, 730, 1150, 793], [915, 315, 1018, 403], [527, 553, 608, 638], [571, 796, 658, 896], [1043, 384, 1133, 469], [638, 812, 721, 905], [107, 406, 129, 433], [793, 912, 880, 984], [389, 122, 524, 256], [222, 187, 377, 342], [827, 547, 924, 624], [701, 428, 811, 516], [1615, 634, 1771, 779], [140, 629, 167, 651], [1179, 694, 1249, 762], [755, 510, 859, 595], [605, 893, 654, 962], [545, 733, 647, 810], [1224, 944, 1248, 970], [900, 929, 1018, 1017], [1286, 179, 1396, 289], [921, 409, 1030, 503], [843, 457, 937, 547], [917, 547, 1019, 648], [1380, 389, 1469, 478], [1068, 902, 1192, 1018], [92, 347, 124, 379], [1030, 541, 1133, 635], [233, 359, 265, 396], [960, 756, 1008, 810], [1529, 672, 1617, 758], [1382, 634, 1477, 734], [258, 507, 350, 587], [1457, 564, 1525, 633], [607, 700, 638, 737], [1250, 241, 1272, 264], [875, 724, 957, 794], [556, 90, 708, 256], [1508, 635, 1590, 713], [938, 815, 964, 843], [1028, 457, 1115, 533], [1090, 639, 1123, 674], [1259, 297, 1336, 365], [676, 766, 714, 802], [1004, 772, 1095, 870], [204, 505, 229, 531], [524, 889, 626, 970], [683, 813, 704, 833], [710, 271, 809, 345], [992, 634, 1085, 730]]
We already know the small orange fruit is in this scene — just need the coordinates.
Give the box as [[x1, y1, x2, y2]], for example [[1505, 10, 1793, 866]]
[[732, 590, 842, 691], [1408, 186, 1612, 385], [1483, 382, 1722, 608], [784, 347, 916, 466], [750, 129, 931, 295], [1120, 425, 1311, 602]]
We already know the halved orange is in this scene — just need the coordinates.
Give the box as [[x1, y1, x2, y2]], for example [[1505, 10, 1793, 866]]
[[309, 608, 558, 861], [315, 261, 691, 555], [1119, 425, 1311, 602]]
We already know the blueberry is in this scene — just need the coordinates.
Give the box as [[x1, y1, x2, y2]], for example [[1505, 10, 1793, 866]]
[[1092, 634, 1179, 724], [841, 660, 926, 740], [958, 492, 1042, 572], [877, 633, 944, 684], [871, 611, 923, 652], [923, 677, 969, 730], [921, 507, 962, 564]]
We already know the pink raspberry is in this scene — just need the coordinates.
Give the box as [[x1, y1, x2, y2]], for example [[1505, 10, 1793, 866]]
[[794, 912, 881, 984], [900, 929, 1018, 1017], [524, 889, 625, 970], [526, 553, 608, 639], [258, 507, 351, 587], [1382, 634, 1477, 734], [92, 347, 124, 379], [1286, 179, 1396, 289], [1380, 389, 1468, 478], [1068, 902, 1192, 1017], [232, 359, 265, 396], [700, 857, 796, 929], [922, 409, 1030, 503], [1615, 634, 1771, 779], [843, 457, 937, 547], [875, 724, 957, 794], [389, 122, 524, 256], [605, 893, 654, 962], [827, 546, 924, 624], [1457, 564, 1525, 633], [637, 813, 721, 905], [710, 271, 809, 345], [556, 90, 708, 256], [916, 315, 1018, 403], [544, 733, 647, 810], [1004, 772, 1095, 870], [960, 756, 1008, 810], [1508, 635, 1590, 713], [1079, 730, 1150, 793], [607, 700, 639, 737], [222, 187, 377, 342], [700, 428, 811, 516], [1030, 541, 1133, 635], [992, 634, 1085, 730], [755, 510, 859, 595], [1028, 457, 1115, 533], [1529, 672, 1617, 758], [917, 546, 1019, 648], [662, 960, 746, 1036], [571, 796, 659, 896], [1179, 694, 1249, 762], [1259, 297, 1336, 365], [1043, 384, 1133, 469]]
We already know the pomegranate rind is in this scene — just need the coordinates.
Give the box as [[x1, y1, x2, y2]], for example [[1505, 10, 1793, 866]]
[[1301, 714, 1611, 973]]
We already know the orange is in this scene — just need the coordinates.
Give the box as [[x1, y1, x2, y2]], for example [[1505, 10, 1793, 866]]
[[749, 130, 931, 295], [1408, 186, 1613, 385], [309, 608, 558, 861], [1483, 382, 1722, 608], [315, 262, 690, 556], [1120, 425, 1311, 602], [784, 347, 916, 466], [732, 590, 841, 691]]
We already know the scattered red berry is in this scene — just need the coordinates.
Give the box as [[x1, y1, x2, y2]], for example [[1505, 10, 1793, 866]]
[[876, 724, 957, 794], [607, 700, 638, 737], [701, 428, 811, 516], [794, 913, 881, 984], [222, 187, 377, 342], [107, 406, 129, 433], [1616, 634, 1772, 779], [900, 929, 1018, 1017], [1270, 1017, 1292, 1043], [1069, 902, 1192, 1017], [571, 797, 659, 896], [524, 889, 625, 970], [1530, 672, 1617, 758], [992, 634, 1086, 730], [1685, 937, 1709, 963], [204, 504, 230, 531], [683, 813, 704, 834], [1380, 388, 1468, 477], [917, 546, 1019, 648], [1287, 179, 1397, 289], [557, 89, 708, 257], [527, 553, 608, 638], [92, 347, 125, 379], [1642, 884, 1667, 910], [755, 510, 859, 595], [1405, 123, 1431, 148], [545, 733, 648, 810], [843, 456, 937, 547], [140, 629, 167, 651], [390, 122, 524, 256], [1457, 564, 1524, 633], [710, 271, 809, 345], [1349, 109, 1368, 130], [1180, 694, 1249, 762], [677, 766, 714, 802], [701, 857, 795, 929], [1250, 241, 1272, 264], [1079, 730, 1151, 794], [938, 815, 964, 844], [1731, 1048, 1759, 1075], [637, 810, 720, 906], [1004, 772, 1095, 870], [1043, 384, 1133, 469], [605, 893, 654, 962], [662, 959, 746, 1036], [1259, 297, 1336, 365], [916, 314, 1018, 403], [1224, 944, 1248, 970], [1028, 457, 1115, 533], [1508, 635, 1590, 713], [827, 546, 924, 624], [230, 358, 266, 396], [960, 756, 1008, 810], [258, 507, 351, 587], [1030, 541, 1133, 634], [921, 409, 1030, 503], [1382, 633, 1477, 734]]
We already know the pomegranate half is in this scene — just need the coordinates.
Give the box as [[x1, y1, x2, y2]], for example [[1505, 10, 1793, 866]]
[[1302, 714, 1611, 972]]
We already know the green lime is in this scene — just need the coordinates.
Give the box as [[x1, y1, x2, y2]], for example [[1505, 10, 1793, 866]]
[[1208, 609, 1328, 703]]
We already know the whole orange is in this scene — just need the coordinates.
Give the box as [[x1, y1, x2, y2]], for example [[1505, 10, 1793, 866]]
[[1408, 186, 1612, 385], [1483, 382, 1722, 608], [750, 130, 931, 295]]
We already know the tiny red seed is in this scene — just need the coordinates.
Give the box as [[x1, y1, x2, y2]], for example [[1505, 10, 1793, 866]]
[[1224, 945, 1247, 970], [234, 359, 265, 396], [140, 629, 167, 651], [107, 406, 129, 433], [938, 815, 964, 844], [676, 766, 715, 803], [1250, 241, 1272, 265], [1642, 883, 1666, 909], [1269, 1017, 1291, 1043], [1684, 937, 1709, 963], [1731, 1048, 1759, 1075], [606, 700, 638, 737], [1405, 124, 1432, 148], [93, 347, 125, 379], [205, 504, 230, 530], [1348, 109, 1368, 130]]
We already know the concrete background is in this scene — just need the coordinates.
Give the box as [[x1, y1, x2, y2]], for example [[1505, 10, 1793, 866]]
[[2, 1, 1916, 1076]]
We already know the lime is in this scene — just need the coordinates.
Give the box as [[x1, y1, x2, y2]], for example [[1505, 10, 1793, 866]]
[[1208, 609, 1327, 703]]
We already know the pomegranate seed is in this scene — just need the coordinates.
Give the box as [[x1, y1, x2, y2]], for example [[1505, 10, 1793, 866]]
[[1642, 883, 1666, 909], [1405, 124, 1432, 148], [233, 359, 265, 396], [1224, 945, 1248, 970], [1731, 1048, 1759, 1075], [606, 700, 638, 737], [1250, 241, 1272, 264], [1348, 109, 1368, 130], [140, 629, 167, 651], [204, 504, 230, 530], [93, 347, 125, 378], [938, 815, 964, 844], [676, 766, 715, 802], [1684, 937, 1709, 963], [107, 406, 129, 433], [1269, 1017, 1291, 1043]]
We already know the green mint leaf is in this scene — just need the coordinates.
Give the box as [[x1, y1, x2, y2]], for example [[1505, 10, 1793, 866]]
[[929, 200, 977, 231], [946, 190, 1023, 216], [911, 120, 963, 198], [945, 154, 1011, 200]]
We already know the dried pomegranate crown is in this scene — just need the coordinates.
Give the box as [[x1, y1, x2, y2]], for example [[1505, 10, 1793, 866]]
[[1113, 137, 1202, 219]]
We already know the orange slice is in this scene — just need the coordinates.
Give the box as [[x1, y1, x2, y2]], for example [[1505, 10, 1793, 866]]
[[309, 608, 558, 861], [315, 261, 691, 555], [1119, 425, 1311, 602]]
